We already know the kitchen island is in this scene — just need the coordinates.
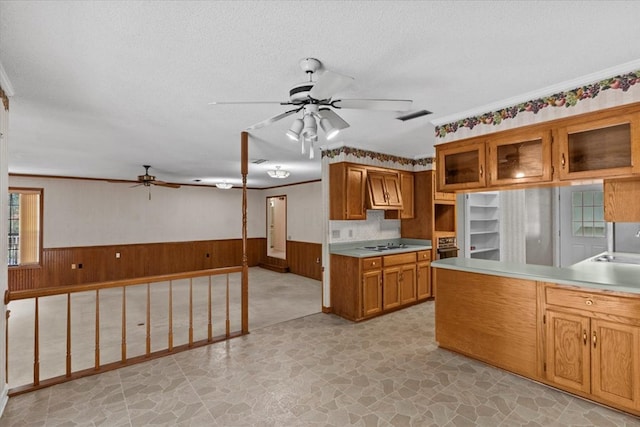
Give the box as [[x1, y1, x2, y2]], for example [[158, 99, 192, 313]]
[[329, 239, 432, 321], [431, 253, 640, 417]]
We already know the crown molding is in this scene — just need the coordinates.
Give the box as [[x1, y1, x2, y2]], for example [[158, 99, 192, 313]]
[[0, 60, 15, 96], [431, 58, 640, 127]]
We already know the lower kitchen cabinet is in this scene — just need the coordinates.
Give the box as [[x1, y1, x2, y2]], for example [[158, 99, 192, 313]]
[[416, 258, 431, 300], [544, 284, 640, 411], [330, 251, 424, 322]]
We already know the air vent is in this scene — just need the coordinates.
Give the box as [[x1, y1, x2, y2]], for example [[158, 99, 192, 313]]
[[251, 159, 267, 164]]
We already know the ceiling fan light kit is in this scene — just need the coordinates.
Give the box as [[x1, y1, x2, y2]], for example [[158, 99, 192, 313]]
[[210, 57, 418, 160], [267, 166, 290, 179]]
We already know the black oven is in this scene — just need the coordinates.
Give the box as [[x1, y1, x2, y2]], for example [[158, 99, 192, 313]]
[[436, 236, 459, 259]]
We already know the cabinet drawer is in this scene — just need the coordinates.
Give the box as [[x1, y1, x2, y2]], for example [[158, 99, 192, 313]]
[[383, 252, 416, 267], [546, 286, 640, 320], [417, 250, 432, 261], [362, 257, 382, 270]]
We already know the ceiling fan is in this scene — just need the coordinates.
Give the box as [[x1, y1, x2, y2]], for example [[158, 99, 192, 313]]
[[112, 165, 180, 199], [209, 58, 431, 158]]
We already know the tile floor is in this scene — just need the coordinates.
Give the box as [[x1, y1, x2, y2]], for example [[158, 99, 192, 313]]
[[3, 273, 640, 426]]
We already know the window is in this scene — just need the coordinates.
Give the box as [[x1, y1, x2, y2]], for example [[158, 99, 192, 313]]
[[571, 190, 605, 237], [8, 188, 42, 266]]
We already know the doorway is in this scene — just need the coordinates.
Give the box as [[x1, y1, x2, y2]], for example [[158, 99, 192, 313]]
[[267, 196, 287, 259]]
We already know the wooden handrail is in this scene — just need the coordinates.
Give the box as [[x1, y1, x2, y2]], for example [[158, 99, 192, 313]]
[[4, 266, 243, 303]]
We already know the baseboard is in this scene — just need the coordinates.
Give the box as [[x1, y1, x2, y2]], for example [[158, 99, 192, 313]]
[[322, 306, 332, 314], [0, 382, 8, 418], [258, 263, 289, 273]]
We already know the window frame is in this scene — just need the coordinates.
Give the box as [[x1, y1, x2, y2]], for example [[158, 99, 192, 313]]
[[8, 187, 44, 268]]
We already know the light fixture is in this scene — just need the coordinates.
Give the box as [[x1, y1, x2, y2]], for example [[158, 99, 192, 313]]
[[267, 166, 290, 179], [216, 181, 233, 189], [318, 116, 339, 140], [286, 118, 304, 141], [301, 113, 317, 139]]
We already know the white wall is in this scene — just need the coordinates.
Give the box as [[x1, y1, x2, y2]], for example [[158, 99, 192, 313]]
[[9, 176, 269, 248], [8, 176, 322, 248], [263, 181, 322, 243]]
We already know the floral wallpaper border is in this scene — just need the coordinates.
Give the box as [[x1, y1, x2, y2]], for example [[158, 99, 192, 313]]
[[322, 146, 433, 167], [435, 70, 640, 138]]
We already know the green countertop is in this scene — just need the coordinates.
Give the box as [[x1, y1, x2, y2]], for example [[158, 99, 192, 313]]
[[431, 252, 640, 294], [329, 239, 432, 258]]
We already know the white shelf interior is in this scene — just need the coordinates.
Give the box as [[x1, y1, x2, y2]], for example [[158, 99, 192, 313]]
[[465, 192, 500, 261]]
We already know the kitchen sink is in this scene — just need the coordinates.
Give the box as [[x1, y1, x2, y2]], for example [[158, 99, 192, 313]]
[[592, 254, 640, 265]]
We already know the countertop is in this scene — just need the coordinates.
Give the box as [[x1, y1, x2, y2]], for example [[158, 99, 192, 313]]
[[329, 239, 432, 258], [431, 251, 640, 294]]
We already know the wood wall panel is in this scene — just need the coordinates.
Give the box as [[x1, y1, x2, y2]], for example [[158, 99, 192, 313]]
[[8, 238, 266, 291], [287, 241, 322, 281]]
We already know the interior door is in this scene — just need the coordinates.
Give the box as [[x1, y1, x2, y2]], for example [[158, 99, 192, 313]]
[[559, 184, 607, 267]]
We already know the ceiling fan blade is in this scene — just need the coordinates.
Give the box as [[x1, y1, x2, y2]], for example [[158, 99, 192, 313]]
[[309, 70, 354, 101], [153, 181, 181, 189], [396, 109, 433, 121], [332, 99, 412, 111], [318, 108, 350, 130], [246, 108, 299, 131], [208, 101, 289, 105]]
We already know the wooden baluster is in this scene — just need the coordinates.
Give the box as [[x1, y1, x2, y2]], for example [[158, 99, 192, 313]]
[[188, 278, 193, 347], [34, 297, 39, 385], [146, 283, 151, 357], [66, 293, 71, 377], [168, 281, 173, 351], [121, 287, 126, 363], [5, 309, 9, 384], [95, 289, 100, 370], [207, 276, 212, 342], [226, 274, 230, 337]]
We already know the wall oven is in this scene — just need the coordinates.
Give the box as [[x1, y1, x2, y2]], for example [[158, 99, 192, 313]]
[[436, 236, 459, 259]]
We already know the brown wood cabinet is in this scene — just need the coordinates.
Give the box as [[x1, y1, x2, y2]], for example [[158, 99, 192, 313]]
[[399, 172, 414, 218], [603, 177, 640, 222], [416, 250, 431, 300], [434, 102, 640, 193], [557, 113, 640, 181], [329, 163, 367, 220], [367, 171, 403, 209], [330, 250, 424, 322], [543, 283, 640, 412]]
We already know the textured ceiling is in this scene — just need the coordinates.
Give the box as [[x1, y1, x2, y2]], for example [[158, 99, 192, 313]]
[[2, 1, 640, 188]]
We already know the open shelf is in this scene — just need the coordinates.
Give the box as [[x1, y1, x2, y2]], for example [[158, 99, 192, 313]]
[[465, 192, 500, 261]]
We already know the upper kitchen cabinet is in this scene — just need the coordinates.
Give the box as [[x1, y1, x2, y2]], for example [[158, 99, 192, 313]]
[[557, 112, 640, 181], [330, 162, 367, 220], [366, 171, 403, 210], [435, 138, 487, 191], [487, 130, 552, 186]]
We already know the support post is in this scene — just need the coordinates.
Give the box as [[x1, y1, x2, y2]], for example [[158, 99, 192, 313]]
[[241, 131, 249, 334]]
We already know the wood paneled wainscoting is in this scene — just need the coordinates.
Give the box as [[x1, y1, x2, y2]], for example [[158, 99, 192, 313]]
[[9, 238, 266, 291]]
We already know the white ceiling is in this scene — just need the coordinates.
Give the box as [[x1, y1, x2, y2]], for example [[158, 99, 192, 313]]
[[2, 1, 640, 188]]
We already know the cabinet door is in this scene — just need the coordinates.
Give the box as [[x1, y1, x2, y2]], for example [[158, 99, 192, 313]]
[[362, 270, 382, 317], [383, 174, 403, 208], [399, 264, 417, 305], [416, 261, 431, 300], [382, 267, 401, 310], [345, 166, 367, 219], [557, 113, 640, 180], [399, 172, 414, 218], [367, 173, 389, 208], [436, 140, 487, 191], [591, 319, 640, 409], [487, 130, 552, 186], [546, 310, 591, 394]]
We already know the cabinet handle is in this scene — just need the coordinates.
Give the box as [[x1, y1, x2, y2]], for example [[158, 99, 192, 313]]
[[583, 330, 587, 345], [585, 299, 593, 306], [592, 331, 597, 348], [479, 165, 483, 178], [561, 153, 566, 169]]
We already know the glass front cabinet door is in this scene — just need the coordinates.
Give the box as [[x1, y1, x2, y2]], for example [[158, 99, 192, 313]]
[[556, 113, 640, 181], [487, 130, 552, 186], [436, 139, 486, 191]]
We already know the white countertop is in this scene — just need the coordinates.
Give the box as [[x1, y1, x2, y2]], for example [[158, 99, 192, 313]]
[[431, 251, 640, 294]]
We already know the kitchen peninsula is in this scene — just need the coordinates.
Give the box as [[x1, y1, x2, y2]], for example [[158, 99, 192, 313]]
[[432, 253, 640, 416]]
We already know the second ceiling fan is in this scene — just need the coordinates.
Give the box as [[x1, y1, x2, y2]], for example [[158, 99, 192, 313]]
[[210, 58, 429, 158]]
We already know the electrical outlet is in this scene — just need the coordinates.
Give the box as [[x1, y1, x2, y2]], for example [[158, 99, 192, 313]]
[[71, 264, 76, 269], [115, 252, 121, 259], [348, 229, 353, 237]]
